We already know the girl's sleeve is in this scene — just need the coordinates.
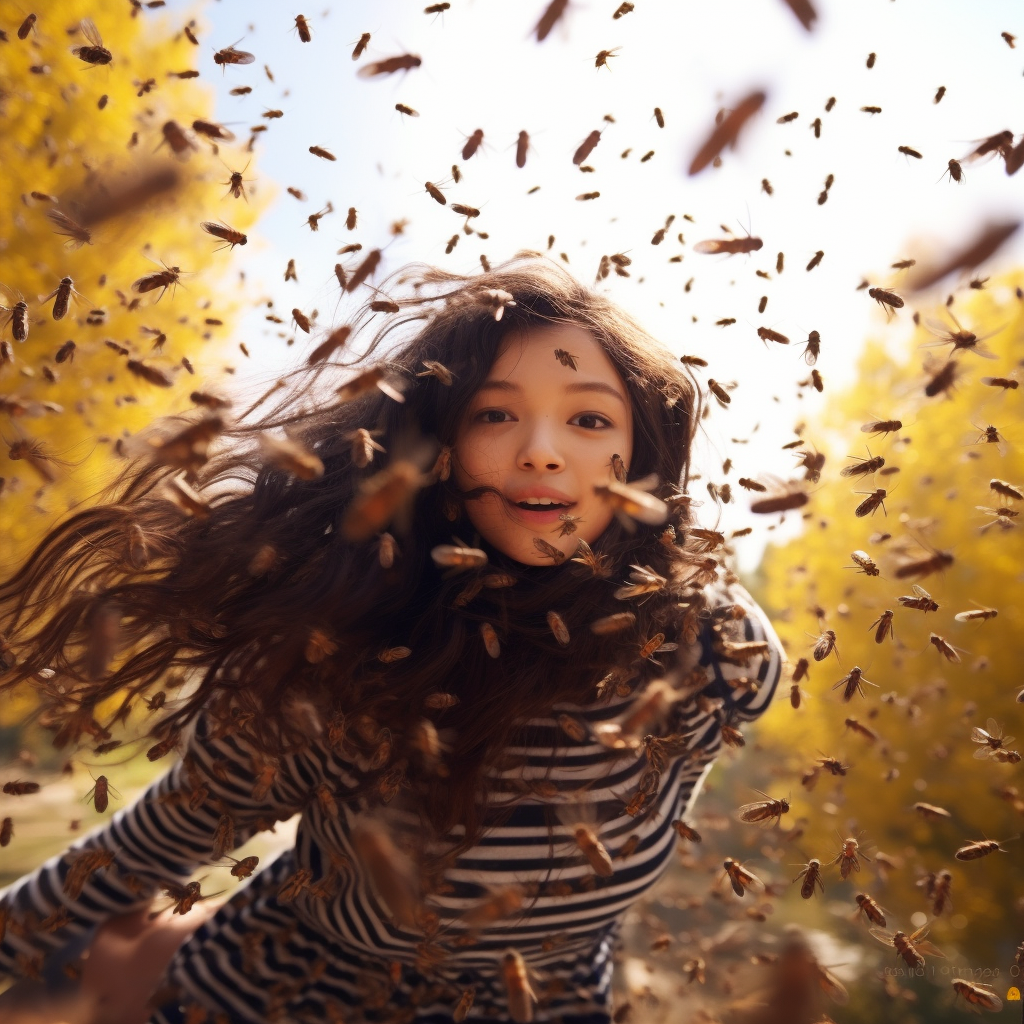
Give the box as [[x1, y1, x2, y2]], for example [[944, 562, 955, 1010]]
[[697, 581, 784, 723], [0, 711, 319, 979]]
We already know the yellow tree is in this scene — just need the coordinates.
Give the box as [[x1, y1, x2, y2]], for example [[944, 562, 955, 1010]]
[[0, 1, 261, 728], [756, 274, 1024, 976]]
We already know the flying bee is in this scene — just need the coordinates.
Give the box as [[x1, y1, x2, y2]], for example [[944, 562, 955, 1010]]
[[913, 801, 952, 821], [849, 551, 880, 577], [868, 287, 903, 317], [928, 632, 961, 663], [672, 820, 702, 843], [0, 817, 12, 847], [351, 32, 370, 59], [872, 923, 946, 967], [500, 949, 536, 1024], [594, 47, 620, 69], [793, 858, 824, 899], [868, 610, 894, 643], [844, 717, 879, 743], [816, 754, 849, 776], [721, 858, 764, 897], [213, 41, 255, 69], [757, 327, 789, 346], [738, 791, 790, 827], [293, 14, 312, 41], [132, 262, 184, 301], [157, 879, 221, 916], [453, 989, 475, 1023], [571, 538, 614, 578], [955, 604, 998, 623], [951, 980, 1002, 1013], [636, 631, 678, 665], [309, 145, 336, 161], [861, 417, 902, 436], [841, 451, 885, 478], [3, 780, 40, 795], [750, 485, 809, 514], [694, 234, 763, 255], [799, 330, 821, 365], [71, 19, 113, 65], [924, 310, 997, 359], [832, 831, 870, 879], [971, 718, 1015, 759], [556, 513, 582, 537], [84, 774, 120, 813], [40, 277, 83, 321], [855, 893, 886, 927], [990, 478, 1023, 501], [855, 488, 888, 517], [832, 666, 878, 703], [17, 13, 37, 38], [228, 855, 259, 879], [810, 629, 838, 662], [897, 145, 922, 159], [707, 378, 736, 407], [201, 221, 247, 251], [980, 375, 1019, 390]]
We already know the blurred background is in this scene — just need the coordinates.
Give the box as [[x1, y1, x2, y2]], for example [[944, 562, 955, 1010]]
[[1, 0, 1022, 1019]]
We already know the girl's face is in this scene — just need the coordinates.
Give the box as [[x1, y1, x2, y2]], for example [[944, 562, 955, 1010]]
[[453, 324, 634, 566]]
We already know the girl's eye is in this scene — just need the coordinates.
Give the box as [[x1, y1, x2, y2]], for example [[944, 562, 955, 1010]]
[[478, 409, 511, 424], [572, 413, 612, 429]]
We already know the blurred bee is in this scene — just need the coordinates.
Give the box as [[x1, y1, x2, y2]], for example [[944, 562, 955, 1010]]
[[500, 949, 536, 1024], [213, 42, 255, 69], [3, 780, 40, 796], [453, 989, 475, 1022], [340, 458, 424, 541], [872, 923, 946, 967], [951, 980, 1002, 1013], [861, 105, 882, 114], [855, 488, 888, 517], [309, 145, 336, 161], [672, 820, 702, 843], [895, 547, 953, 580], [593, 479, 668, 529], [832, 832, 870, 879], [479, 622, 501, 658], [868, 287, 903, 317], [722, 858, 764, 897], [461, 129, 484, 160], [868, 609, 894, 643], [594, 48, 620, 69], [816, 754, 849, 776], [613, 2, 635, 16], [912, 802, 951, 821], [157, 880, 220, 916], [990, 478, 1023, 500], [395, 102, 419, 117], [849, 551, 880, 577], [806, 250, 824, 271], [432, 544, 487, 570], [695, 234, 763, 255], [0, 817, 12, 846], [844, 717, 879, 743], [201, 221, 247, 251], [228, 855, 259, 879], [750, 485, 809, 514], [738, 791, 790, 827], [293, 14, 312, 41], [980, 375, 1019, 390], [898, 145, 922, 159], [351, 32, 370, 59], [793, 858, 824, 899], [928, 633, 961, 663], [955, 604, 998, 622], [689, 91, 766, 175], [777, 111, 799, 124], [72, 19, 113, 65], [854, 893, 886, 927], [757, 327, 789, 345], [48, 209, 92, 249]]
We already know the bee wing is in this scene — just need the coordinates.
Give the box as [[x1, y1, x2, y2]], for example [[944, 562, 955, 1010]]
[[233, 49, 256, 64], [694, 240, 727, 253], [737, 802, 768, 821], [869, 926, 894, 946], [973, 745, 997, 760], [80, 18, 103, 46], [915, 939, 946, 959]]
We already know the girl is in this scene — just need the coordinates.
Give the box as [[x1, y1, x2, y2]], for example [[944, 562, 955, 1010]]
[[0, 257, 782, 1024]]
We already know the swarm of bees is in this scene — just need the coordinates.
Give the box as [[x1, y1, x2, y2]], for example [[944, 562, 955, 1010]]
[[2, 3, 1024, 1023]]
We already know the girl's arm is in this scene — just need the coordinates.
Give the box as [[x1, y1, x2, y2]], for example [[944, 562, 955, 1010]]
[[0, 710, 323, 979], [700, 581, 784, 723]]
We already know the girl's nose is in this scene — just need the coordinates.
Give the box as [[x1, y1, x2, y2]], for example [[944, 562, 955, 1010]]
[[516, 423, 565, 472]]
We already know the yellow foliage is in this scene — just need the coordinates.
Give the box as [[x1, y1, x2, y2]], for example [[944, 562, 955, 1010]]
[[758, 276, 1024, 965], [0, 0, 260, 561]]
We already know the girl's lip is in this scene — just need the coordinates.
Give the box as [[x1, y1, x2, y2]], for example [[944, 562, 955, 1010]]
[[505, 497, 576, 524]]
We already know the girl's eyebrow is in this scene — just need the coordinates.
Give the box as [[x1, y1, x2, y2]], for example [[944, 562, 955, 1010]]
[[476, 379, 627, 405]]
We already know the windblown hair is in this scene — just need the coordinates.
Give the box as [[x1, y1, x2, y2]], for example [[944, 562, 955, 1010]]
[[0, 255, 715, 843]]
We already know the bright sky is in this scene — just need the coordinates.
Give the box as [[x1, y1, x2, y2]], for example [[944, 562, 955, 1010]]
[[157, 0, 1023, 564]]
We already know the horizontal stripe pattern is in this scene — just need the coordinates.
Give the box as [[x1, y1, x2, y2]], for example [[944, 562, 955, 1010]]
[[0, 585, 781, 1023]]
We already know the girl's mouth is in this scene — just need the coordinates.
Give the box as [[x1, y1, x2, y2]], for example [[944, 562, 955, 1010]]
[[506, 498, 576, 524]]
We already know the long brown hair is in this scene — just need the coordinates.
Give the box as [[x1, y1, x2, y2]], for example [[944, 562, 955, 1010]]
[[0, 255, 712, 843]]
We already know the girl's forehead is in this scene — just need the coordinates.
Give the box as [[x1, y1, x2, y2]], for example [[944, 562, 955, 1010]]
[[489, 323, 623, 384]]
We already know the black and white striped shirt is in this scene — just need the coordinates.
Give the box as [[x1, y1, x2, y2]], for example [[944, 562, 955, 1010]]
[[0, 586, 782, 1023]]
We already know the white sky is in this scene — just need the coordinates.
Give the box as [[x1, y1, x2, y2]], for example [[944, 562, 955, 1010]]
[[158, 0, 1024, 565]]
